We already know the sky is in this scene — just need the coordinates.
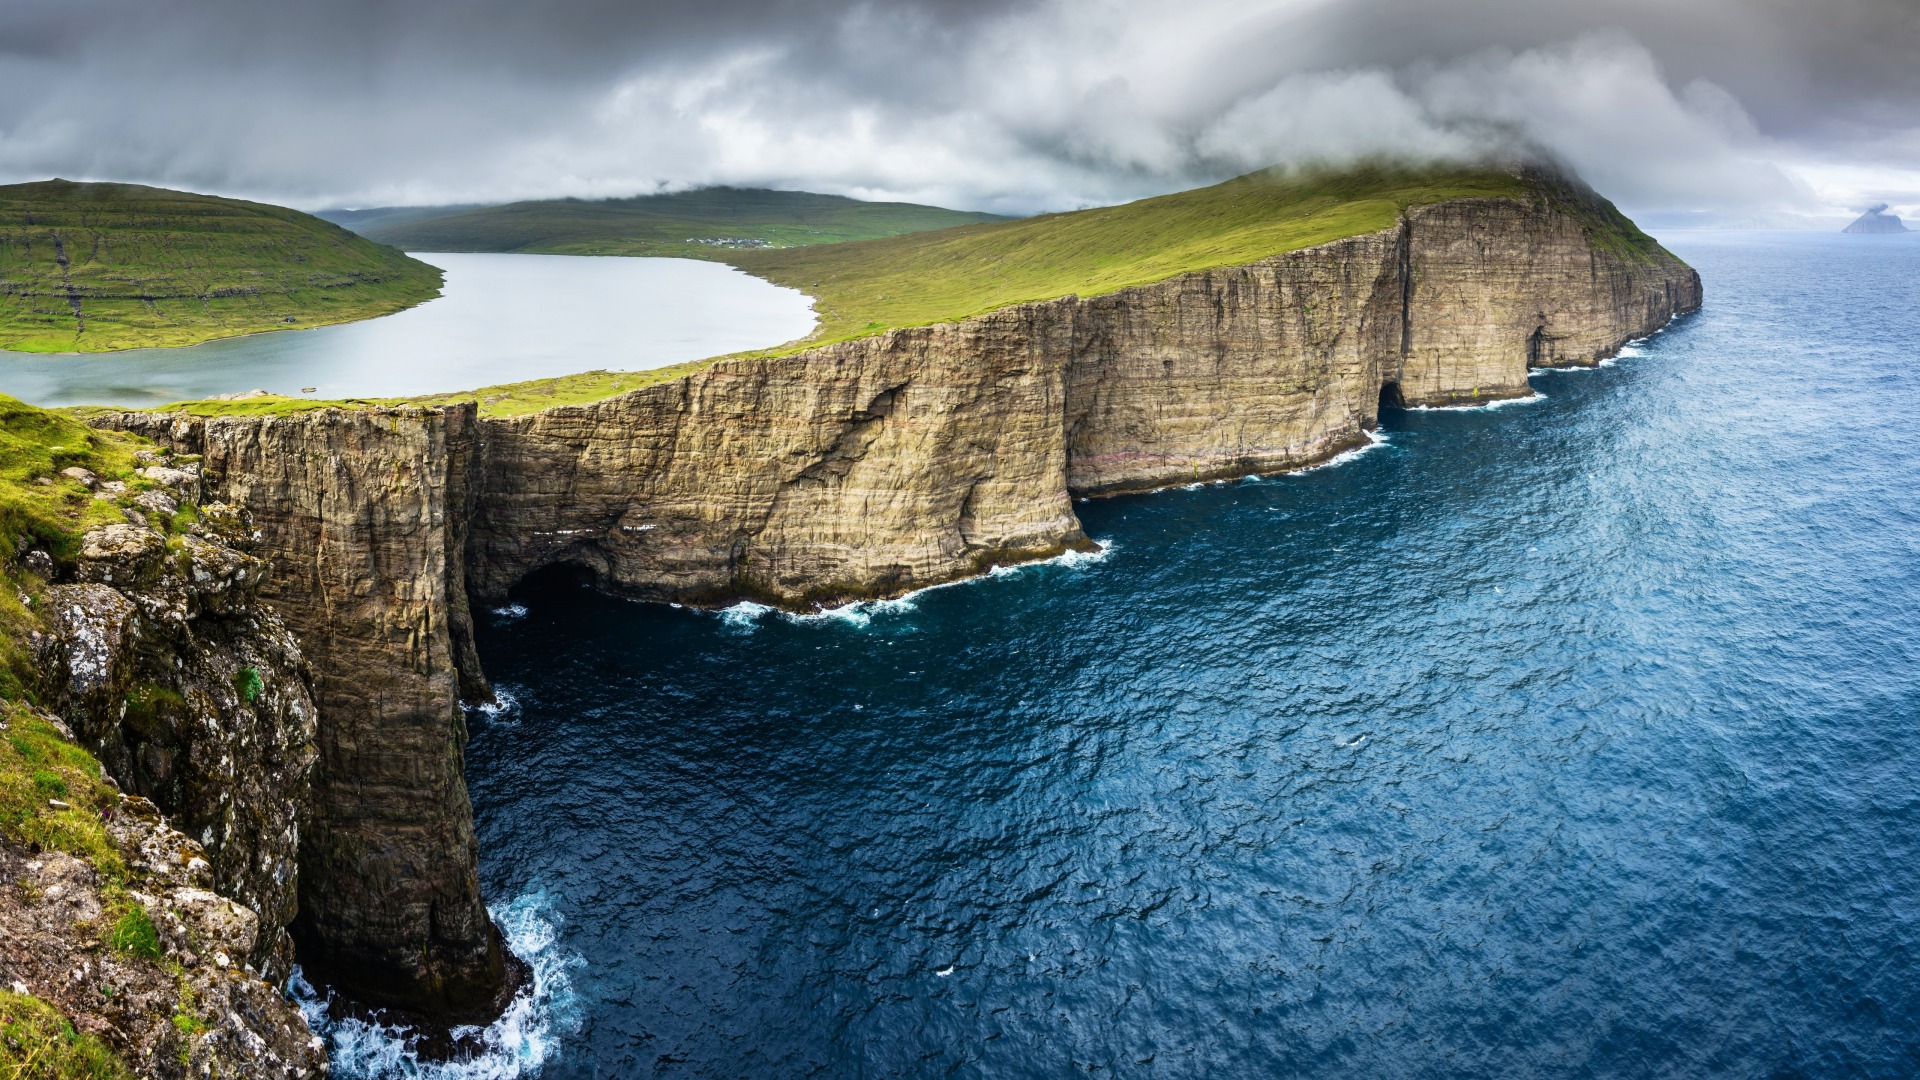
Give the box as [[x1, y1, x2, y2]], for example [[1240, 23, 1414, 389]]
[[0, 0, 1914, 224]]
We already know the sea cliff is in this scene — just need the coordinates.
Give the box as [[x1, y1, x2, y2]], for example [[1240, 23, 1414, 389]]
[[74, 178, 1699, 1049], [2, 418, 322, 1076]]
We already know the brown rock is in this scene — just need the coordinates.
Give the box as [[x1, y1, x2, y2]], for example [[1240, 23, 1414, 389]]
[[91, 186, 1700, 1027]]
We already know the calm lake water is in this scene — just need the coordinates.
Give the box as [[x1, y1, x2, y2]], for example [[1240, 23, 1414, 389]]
[[322, 231, 1918, 1078], [0, 253, 816, 408]]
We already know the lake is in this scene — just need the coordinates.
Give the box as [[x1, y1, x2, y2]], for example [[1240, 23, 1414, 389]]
[[0, 253, 817, 408]]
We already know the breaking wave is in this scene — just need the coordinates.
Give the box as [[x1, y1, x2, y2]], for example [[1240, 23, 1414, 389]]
[[1290, 428, 1391, 473], [713, 541, 1116, 630], [465, 686, 521, 724], [291, 890, 582, 1079]]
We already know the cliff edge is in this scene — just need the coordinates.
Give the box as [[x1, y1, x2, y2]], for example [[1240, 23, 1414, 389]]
[[0, 398, 319, 1076], [86, 164, 1701, 1034]]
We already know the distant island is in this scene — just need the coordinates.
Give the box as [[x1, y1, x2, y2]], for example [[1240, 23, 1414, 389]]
[[0, 180, 442, 352], [324, 187, 1006, 258], [1843, 204, 1909, 233]]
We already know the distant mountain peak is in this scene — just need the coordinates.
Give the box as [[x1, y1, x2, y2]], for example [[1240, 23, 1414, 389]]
[[1843, 204, 1909, 234]]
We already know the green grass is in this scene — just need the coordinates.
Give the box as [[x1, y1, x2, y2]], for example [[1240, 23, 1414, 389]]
[[346, 187, 1005, 258], [230, 668, 262, 705], [0, 394, 188, 699], [0, 394, 152, 561], [92, 360, 719, 420], [727, 162, 1656, 350], [129, 163, 1672, 418], [105, 906, 162, 963], [0, 990, 133, 1080], [0, 704, 126, 882], [0, 180, 443, 352]]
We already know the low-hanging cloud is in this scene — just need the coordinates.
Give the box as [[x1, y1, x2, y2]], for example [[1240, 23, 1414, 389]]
[[0, 0, 1911, 218]]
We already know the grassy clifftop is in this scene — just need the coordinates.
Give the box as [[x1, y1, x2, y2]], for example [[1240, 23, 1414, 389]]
[[0, 181, 443, 352], [158, 162, 1670, 416], [341, 187, 1006, 258], [729, 163, 1667, 350]]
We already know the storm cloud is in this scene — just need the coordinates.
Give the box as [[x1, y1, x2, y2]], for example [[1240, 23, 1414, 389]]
[[0, 0, 1913, 219]]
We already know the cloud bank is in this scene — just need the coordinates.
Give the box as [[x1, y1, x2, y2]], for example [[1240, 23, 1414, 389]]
[[0, 0, 1913, 219]]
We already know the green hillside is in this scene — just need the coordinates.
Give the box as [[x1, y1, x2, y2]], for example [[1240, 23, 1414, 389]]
[[728, 163, 1661, 350], [349, 187, 1006, 257], [315, 203, 490, 233], [0, 180, 443, 352], [158, 162, 1668, 417]]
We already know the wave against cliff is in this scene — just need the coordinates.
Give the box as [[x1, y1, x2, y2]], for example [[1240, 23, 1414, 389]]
[[82, 164, 1701, 1050]]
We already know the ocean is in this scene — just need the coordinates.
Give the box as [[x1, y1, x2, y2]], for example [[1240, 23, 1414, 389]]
[[314, 231, 1920, 1077]]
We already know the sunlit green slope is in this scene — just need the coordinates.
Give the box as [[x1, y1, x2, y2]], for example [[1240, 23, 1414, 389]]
[[0, 181, 442, 352]]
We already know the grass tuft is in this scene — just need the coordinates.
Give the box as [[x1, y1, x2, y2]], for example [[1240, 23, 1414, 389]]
[[105, 906, 161, 963], [0, 704, 127, 883], [231, 668, 262, 705], [0, 990, 133, 1079]]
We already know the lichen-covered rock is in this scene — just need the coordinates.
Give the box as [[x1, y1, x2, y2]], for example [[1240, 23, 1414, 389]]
[[34, 522, 318, 980], [38, 583, 138, 714], [0, 789, 321, 1078]]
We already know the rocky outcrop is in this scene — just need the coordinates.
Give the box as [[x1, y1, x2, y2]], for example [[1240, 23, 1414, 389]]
[[32, 488, 317, 981], [0, 781, 323, 1078], [6, 465, 322, 1076], [96, 407, 511, 1024], [95, 181, 1701, 1026]]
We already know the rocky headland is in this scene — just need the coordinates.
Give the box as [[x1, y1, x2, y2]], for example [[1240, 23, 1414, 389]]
[[3, 165, 1699, 1073]]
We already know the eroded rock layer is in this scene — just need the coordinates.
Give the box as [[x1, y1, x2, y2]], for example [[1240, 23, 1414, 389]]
[[97, 187, 1701, 1022], [96, 407, 510, 1021]]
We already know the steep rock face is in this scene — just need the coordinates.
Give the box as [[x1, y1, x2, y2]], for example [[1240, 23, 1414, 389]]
[[467, 305, 1089, 607], [33, 507, 317, 979], [1392, 199, 1703, 406], [93, 191, 1700, 1027], [468, 193, 1699, 591], [1061, 229, 1405, 495], [97, 407, 510, 1022]]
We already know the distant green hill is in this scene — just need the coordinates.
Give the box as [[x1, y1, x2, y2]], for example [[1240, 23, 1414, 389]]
[[347, 188, 1006, 257], [0, 180, 442, 352], [169, 162, 1670, 419], [315, 204, 490, 233]]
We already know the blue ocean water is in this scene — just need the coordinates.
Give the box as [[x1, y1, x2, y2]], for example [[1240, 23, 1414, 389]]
[[369, 231, 1920, 1077]]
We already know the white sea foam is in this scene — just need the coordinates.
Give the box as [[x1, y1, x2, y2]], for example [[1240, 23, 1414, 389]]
[[466, 687, 521, 723], [1404, 392, 1545, 411], [1290, 429, 1390, 474], [292, 890, 582, 1080], [708, 541, 1116, 629], [490, 604, 528, 621], [1530, 328, 1662, 376], [718, 601, 775, 630]]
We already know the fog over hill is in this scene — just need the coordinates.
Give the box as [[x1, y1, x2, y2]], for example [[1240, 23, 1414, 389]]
[[0, 0, 1914, 223]]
